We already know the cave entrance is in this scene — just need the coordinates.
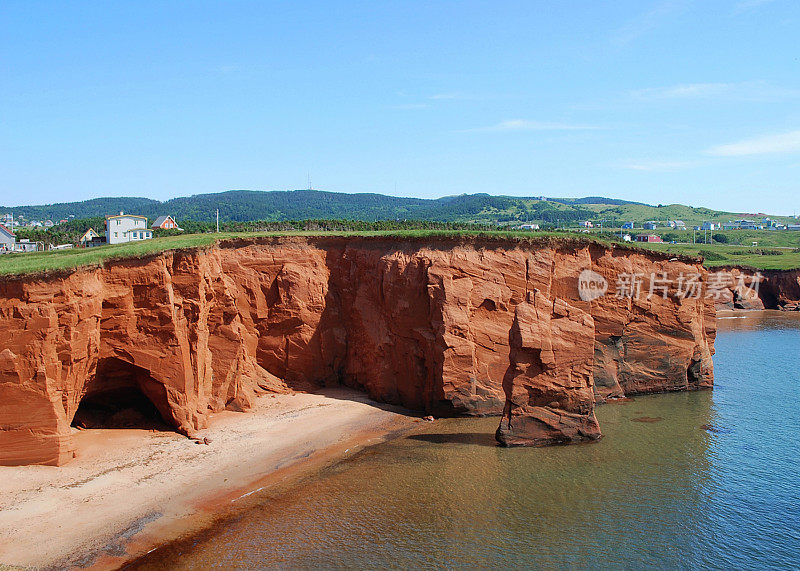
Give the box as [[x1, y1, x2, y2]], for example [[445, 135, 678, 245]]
[[72, 357, 172, 431]]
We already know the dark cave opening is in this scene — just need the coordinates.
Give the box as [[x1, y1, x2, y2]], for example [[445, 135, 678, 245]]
[[71, 357, 171, 431]]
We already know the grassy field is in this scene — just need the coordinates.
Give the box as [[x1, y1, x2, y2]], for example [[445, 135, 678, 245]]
[[0, 233, 224, 276], [581, 202, 737, 226], [637, 242, 800, 270], [579, 203, 797, 227], [621, 228, 800, 270], [654, 228, 800, 248], [0, 230, 586, 276], [1, 229, 798, 277]]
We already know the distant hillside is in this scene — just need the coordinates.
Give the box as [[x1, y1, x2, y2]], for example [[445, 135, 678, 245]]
[[2, 197, 160, 222], [2, 189, 794, 227]]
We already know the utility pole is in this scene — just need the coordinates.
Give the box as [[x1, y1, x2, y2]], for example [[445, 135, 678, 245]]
[[216, 209, 219, 233]]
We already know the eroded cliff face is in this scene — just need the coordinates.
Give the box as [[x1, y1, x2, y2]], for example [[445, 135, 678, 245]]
[[0, 237, 716, 465], [710, 267, 800, 311]]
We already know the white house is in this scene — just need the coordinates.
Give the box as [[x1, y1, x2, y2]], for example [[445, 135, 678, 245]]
[[0, 224, 15, 251], [701, 222, 717, 231], [14, 239, 40, 252], [105, 212, 152, 245], [79, 228, 103, 247]]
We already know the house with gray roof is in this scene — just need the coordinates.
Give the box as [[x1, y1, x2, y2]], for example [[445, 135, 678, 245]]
[[0, 224, 16, 252]]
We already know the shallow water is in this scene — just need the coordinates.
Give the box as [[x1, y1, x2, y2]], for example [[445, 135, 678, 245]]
[[135, 312, 800, 569]]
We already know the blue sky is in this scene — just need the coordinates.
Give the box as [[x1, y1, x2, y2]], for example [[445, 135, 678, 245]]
[[2, 1, 799, 214]]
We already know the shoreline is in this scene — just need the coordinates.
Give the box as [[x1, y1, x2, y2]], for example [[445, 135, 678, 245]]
[[1, 311, 778, 569], [0, 388, 418, 569]]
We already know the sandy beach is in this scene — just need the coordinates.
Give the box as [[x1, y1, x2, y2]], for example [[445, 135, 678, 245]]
[[0, 388, 416, 569]]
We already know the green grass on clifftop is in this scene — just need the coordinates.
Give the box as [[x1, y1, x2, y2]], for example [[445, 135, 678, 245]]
[[1, 230, 798, 277], [0, 233, 223, 276], [0, 231, 588, 277]]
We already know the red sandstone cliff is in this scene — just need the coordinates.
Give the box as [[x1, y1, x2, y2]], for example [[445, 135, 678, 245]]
[[0, 237, 715, 465], [713, 267, 800, 311]]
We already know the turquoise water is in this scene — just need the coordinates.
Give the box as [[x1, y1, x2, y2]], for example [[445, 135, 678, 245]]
[[134, 312, 800, 569]]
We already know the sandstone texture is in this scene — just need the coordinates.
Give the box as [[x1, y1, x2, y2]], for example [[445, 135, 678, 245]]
[[760, 269, 800, 311], [0, 237, 716, 464], [713, 267, 800, 312]]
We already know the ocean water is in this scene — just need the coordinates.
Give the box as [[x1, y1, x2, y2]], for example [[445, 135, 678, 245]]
[[134, 312, 800, 570]]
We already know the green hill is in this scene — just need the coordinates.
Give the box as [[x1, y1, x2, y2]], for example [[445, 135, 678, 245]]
[[2, 189, 796, 227]]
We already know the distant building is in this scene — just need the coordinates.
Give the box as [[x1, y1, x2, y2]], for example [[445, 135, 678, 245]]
[[788, 224, 800, 231], [622, 222, 635, 229], [643, 221, 658, 230], [151, 215, 183, 231], [635, 234, 664, 243], [14, 239, 40, 252], [578, 220, 593, 228], [0, 224, 15, 251], [701, 222, 717, 231], [79, 228, 102, 247], [105, 212, 152, 245], [622, 234, 632, 242], [518, 223, 540, 230], [736, 220, 764, 230], [668, 220, 686, 229]]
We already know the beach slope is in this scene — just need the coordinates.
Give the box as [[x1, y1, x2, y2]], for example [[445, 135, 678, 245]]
[[0, 388, 413, 569]]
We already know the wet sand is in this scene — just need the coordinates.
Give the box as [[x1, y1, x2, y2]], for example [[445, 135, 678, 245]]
[[0, 388, 416, 569]]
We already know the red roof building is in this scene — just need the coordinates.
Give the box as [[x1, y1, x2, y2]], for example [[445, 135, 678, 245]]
[[635, 234, 664, 243]]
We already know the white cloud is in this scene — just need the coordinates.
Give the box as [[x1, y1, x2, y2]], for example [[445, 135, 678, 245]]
[[734, 0, 775, 14], [391, 103, 430, 110], [465, 119, 602, 133], [631, 82, 734, 99], [618, 160, 701, 172], [429, 93, 462, 100], [707, 130, 800, 156], [611, 0, 688, 46], [631, 81, 800, 102]]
